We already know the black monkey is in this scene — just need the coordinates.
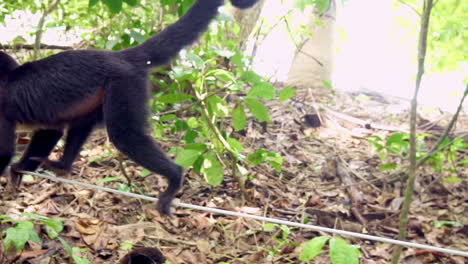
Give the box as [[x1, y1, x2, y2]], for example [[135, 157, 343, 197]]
[[0, 0, 258, 215]]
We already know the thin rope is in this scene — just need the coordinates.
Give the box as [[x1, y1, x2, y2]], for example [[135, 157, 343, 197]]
[[20, 170, 468, 257]]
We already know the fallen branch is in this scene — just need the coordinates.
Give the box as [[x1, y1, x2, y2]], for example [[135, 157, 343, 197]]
[[0, 43, 73, 50], [337, 161, 368, 227]]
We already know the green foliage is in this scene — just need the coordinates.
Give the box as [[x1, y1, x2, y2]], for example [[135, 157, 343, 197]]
[[262, 224, 296, 260], [3, 221, 39, 253], [202, 152, 224, 186], [368, 133, 467, 181], [395, 0, 466, 71], [298, 236, 360, 263], [247, 149, 283, 172], [299, 236, 329, 261], [294, 0, 331, 14], [1, 213, 88, 263], [59, 237, 90, 264], [329, 238, 360, 264], [150, 11, 290, 186], [433, 220, 462, 228], [278, 87, 297, 102]]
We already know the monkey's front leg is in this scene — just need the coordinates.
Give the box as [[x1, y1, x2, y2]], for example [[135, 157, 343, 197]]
[[31, 120, 96, 176], [9, 129, 63, 188]]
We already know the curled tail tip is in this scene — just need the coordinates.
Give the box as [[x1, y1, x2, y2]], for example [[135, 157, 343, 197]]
[[230, 0, 259, 9]]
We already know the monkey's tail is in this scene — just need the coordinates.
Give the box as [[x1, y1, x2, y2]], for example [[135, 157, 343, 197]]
[[121, 0, 258, 68]]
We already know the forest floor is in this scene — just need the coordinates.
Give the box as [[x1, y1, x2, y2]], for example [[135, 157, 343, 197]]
[[1, 87, 467, 264]]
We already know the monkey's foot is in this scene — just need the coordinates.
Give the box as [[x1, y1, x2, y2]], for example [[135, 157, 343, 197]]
[[29, 157, 71, 175], [9, 163, 24, 189]]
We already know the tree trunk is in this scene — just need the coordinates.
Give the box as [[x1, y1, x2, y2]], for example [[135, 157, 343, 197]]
[[286, 1, 336, 95], [230, 0, 265, 51]]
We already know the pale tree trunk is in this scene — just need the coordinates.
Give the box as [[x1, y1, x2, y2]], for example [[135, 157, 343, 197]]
[[286, 1, 336, 97], [230, 0, 265, 51]]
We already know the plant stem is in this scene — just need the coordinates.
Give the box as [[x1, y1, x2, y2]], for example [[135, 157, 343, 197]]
[[33, 0, 60, 60], [391, 0, 433, 263]]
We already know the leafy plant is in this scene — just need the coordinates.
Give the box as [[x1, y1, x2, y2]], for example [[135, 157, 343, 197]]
[[0, 213, 88, 264], [368, 133, 466, 180], [299, 236, 360, 264], [262, 223, 297, 260], [149, 16, 291, 187]]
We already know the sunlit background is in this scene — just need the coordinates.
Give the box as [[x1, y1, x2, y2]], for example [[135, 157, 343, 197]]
[[1, 0, 466, 112]]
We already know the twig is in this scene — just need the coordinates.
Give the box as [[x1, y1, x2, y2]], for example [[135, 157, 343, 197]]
[[0, 43, 72, 50], [396, 0, 421, 16], [153, 88, 226, 117], [323, 106, 408, 133], [337, 161, 368, 227], [283, 17, 323, 67], [118, 155, 132, 188]]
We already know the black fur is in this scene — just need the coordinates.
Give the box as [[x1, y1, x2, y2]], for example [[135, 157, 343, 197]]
[[0, 0, 257, 215], [119, 247, 165, 264]]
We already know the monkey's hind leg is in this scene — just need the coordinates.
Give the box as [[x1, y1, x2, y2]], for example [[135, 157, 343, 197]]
[[103, 77, 183, 216]]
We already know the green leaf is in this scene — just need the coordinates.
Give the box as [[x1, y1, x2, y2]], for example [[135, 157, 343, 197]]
[[433, 220, 462, 228], [117, 184, 131, 192], [89, 0, 99, 8], [4, 221, 34, 251], [232, 103, 247, 131], [21, 213, 48, 221], [184, 129, 198, 144], [207, 95, 229, 117], [202, 152, 223, 186], [263, 223, 277, 231], [140, 169, 151, 177], [247, 82, 275, 100], [42, 218, 63, 239], [58, 237, 72, 256], [322, 80, 333, 89], [378, 163, 397, 171], [175, 149, 202, 168], [385, 133, 408, 154], [186, 52, 205, 70], [102, 0, 123, 13], [120, 240, 134, 250], [299, 236, 329, 261], [187, 117, 199, 128], [185, 143, 208, 152], [157, 93, 193, 104], [443, 177, 461, 183], [244, 98, 270, 122], [231, 51, 244, 69], [247, 149, 283, 172], [28, 230, 41, 244], [278, 87, 296, 102], [329, 238, 360, 264], [129, 31, 145, 44], [207, 69, 237, 84], [279, 225, 290, 239], [241, 70, 261, 84], [96, 176, 122, 184], [226, 137, 243, 153]]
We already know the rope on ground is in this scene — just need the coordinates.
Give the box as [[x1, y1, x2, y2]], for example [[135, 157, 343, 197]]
[[20, 170, 468, 257]]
